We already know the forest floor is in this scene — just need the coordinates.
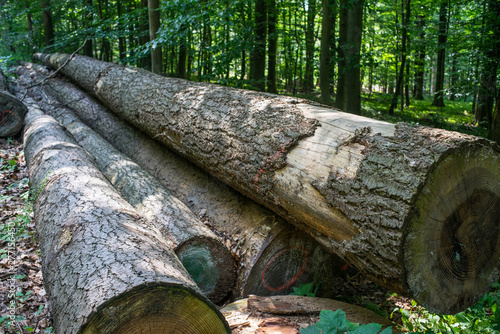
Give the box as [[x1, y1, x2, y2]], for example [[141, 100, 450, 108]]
[[0, 136, 412, 333]]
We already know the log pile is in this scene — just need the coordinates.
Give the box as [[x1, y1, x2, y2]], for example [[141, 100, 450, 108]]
[[19, 51, 500, 316], [18, 65, 352, 302], [22, 101, 230, 333]]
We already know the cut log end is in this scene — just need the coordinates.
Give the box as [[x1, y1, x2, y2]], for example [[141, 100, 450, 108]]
[[0, 91, 27, 137], [242, 228, 352, 298], [175, 238, 235, 303], [405, 144, 500, 314], [81, 284, 230, 333]]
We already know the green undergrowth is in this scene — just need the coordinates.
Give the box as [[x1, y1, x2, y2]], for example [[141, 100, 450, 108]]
[[361, 93, 489, 138]]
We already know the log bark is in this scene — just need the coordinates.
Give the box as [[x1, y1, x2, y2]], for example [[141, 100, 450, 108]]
[[34, 54, 500, 314], [19, 64, 353, 299], [22, 104, 230, 333], [32, 95, 235, 303], [0, 89, 27, 137]]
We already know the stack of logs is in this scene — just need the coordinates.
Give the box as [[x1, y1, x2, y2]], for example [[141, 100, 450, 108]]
[[14, 52, 500, 332]]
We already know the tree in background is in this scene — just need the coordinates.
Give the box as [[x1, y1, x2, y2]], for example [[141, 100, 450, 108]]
[[250, 0, 267, 91], [320, 0, 336, 105], [40, 0, 54, 47], [431, 0, 448, 107], [148, 0, 162, 74], [336, 0, 364, 115]]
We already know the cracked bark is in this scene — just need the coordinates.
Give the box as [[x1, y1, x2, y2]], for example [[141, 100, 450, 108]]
[[18, 64, 352, 300], [23, 105, 230, 333], [33, 54, 500, 314], [0, 83, 27, 137]]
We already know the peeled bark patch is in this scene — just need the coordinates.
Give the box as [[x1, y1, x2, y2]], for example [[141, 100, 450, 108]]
[[23, 109, 229, 333]]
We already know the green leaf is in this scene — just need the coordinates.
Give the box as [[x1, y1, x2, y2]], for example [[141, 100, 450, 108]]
[[300, 325, 321, 334], [379, 327, 392, 334], [317, 309, 357, 333], [350, 323, 382, 334]]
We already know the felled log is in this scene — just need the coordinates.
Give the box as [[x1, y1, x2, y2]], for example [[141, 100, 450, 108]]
[[38, 97, 235, 303], [0, 69, 27, 137], [23, 104, 230, 333], [34, 54, 500, 314], [19, 64, 353, 299]]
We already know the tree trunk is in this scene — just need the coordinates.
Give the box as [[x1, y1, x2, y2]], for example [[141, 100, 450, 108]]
[[36, 53, 500, 314], [320, 0, 335, 105], [117, 0, 126, 62], [21, 64, 353, 299], [389, 0, 410, 115], [431, 0, 448, 107], [490, 91, 500, 144], [414, 15, 425, 100], [336, 0, 364, 114], [22, 106, 230, 333], [148, 0, 162, 74], [304, 0, 316, 95], [83, 0, 93, 57], [177, 24, 187, 78], [267, 0, 277, 93], [250, 0, 267, 91], [40, 0, 54, 47]]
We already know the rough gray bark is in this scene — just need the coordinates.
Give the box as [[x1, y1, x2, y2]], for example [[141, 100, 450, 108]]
[[24, 89, 235, 303], [34, 54, 500, 314], [0, 89, 27, 137], [22, 106, 230, 333], [19, 64, 353, 299]]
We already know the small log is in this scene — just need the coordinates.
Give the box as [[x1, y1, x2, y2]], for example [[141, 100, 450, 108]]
[[23, 105, 230, 333], [19, 64, 353, 299]]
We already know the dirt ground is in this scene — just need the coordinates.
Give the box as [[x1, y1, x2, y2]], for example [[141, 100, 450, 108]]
[[0, 136, 408, 333]]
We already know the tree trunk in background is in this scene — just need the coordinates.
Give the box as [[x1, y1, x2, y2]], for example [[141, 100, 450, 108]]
[[37, 53, 500, 314], [117, 0, 126, 62], [490, 91, 500, 144], [389, 0, 410, 115], [177, 24, 187, 78], [139, 0, 151, 69], [250, 0, 267, 91], [148, 0, 162, 74], [22, 106, 230, 334], [267, 0, 277, 93], [320, 0, 335, 105], [40, 0, 54, 47], [83, 0, 93, 57], [450, 49, 458, 101], [336, 0, 364, 115], [476, 0, 500, 126], [414, 15, 425, 100], [431, 0, 448, 107], [304, 0, 316, 95]]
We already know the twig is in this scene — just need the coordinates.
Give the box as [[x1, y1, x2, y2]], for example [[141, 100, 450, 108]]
[[21, 38, 88, 100]]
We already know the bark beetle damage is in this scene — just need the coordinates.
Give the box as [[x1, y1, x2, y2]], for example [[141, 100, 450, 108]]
[[312, 123, 488, 292]]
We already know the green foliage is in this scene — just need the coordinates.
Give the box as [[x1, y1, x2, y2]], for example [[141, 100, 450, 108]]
[[396, 283, 500, 333], [300, 309, 392, 334], [361, 93, 489, 138], [290, 281, 321, 297]]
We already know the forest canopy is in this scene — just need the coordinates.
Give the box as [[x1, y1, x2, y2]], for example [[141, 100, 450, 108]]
[[0, 0, 499, 142]]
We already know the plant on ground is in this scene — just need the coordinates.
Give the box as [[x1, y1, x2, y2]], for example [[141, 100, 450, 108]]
[[290, 281, 321, 297], [394, 282, 500, 333], [301, 309, 392, 334]]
